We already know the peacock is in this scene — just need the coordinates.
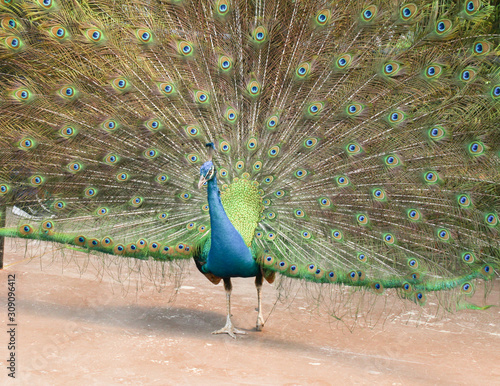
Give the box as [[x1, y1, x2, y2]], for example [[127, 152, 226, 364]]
[[0, 0, 499, 338]]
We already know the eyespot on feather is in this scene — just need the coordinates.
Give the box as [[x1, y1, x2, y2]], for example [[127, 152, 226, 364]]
[[102, 119, 118, 131], [415, 292, 426, 305], [315, 9, 331, 26], [346, 103, 363, 116], [268, 145, 280, 157], [459, 68, 476, 83], [194, 90, 209, 103], [18, 137, 36, 151], [485, 213, 498, 227], [13, 88, 31, 101], [158, 212, 168, 221], [224, 107, 238, 122], [275, 260, 288, 271], [407, 209, 421, 221], [307, 102, 323, 116], [357, 253, 367, 263], [263, 255, 274, 266], [156, 173, 169, 184], [356, 214, 368, 225], [177, 40, 194, 56], [335, 54, 353, 69], [383, 233, 395, 245], [247, 80, 261, 96], [402, 282, 412, 293], [215, 0, 230, 16], [114, 244, 125, 255], [130, 196, 143, 208], [400, 4, 418, 21], [461, 252, 475, 263], [372, 188, 386, 200], [54, 201, 66, 210], [158, 82, 175, 95], [37, 0, 55, 9], [101, 237, 113, 248], [252, 26, 267, 43], [136, 28, 152, 43], [288, 264, 300, 276], [88, 238, 100, 248], [303, 138, 318, 149], [346, 142, 362, 155], [423, 171, 439, 184], [136, 239, 147, 249], [245, 137, 256, 150], [296, 62, 311, 78], [468, 141, 484, 156], [361, 5, 377, 22], [149, 242, 160, 253], [60, 125, 77, 138], [85, 28, 104, 43], [96, 207, 109, 216], [75, 235, 86, 247], [116, 172, 129, 182], [461, 282, 474, 294], [336, 175, 350, 187], [49, 26, 69, 40], [472, 41, 490, 56], [384, 154, 401, 167], [180, 192, 191, 201], [218, 55, 233, 71], [30, 175, 44, 186], [0, 184, 11, 196], [112, 77, 129, 92], [428, 125, 446, 141], [104, 153, 120, 165], [84, 187, 98, 197], [331, 229, 343, 242], [464, 0, 480, 15], [435, 19, 452, 35], [266, 232, 276, 241], [19, 224, 34, 236], [2, 17, 19, 30], [4, 36, 23, 50], [266, 115, 279, 130], [388, 111, 405, 124], [424, 64, 443, 79], [327, 271, 337, 282], [372, 282, 384, 294]]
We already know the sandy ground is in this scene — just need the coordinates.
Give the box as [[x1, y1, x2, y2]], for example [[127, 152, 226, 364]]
[[0, 239, 499, 385]]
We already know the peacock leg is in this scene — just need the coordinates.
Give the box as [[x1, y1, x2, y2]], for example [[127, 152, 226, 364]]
[[212, 278, 247, 338], [255, 271, 264, 331]]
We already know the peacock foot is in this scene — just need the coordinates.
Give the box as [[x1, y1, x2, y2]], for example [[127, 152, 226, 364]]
[[212, 319, 247, 339], [256, 315, 265, 331]]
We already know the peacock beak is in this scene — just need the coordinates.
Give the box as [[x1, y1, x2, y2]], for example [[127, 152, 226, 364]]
[[198, 175, 207, 189]]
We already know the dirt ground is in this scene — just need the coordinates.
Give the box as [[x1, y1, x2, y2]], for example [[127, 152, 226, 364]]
[[0, 239, 499, 385]]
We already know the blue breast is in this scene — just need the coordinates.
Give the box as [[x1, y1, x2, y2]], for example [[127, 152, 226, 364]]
[[203, 175, 260, 278]]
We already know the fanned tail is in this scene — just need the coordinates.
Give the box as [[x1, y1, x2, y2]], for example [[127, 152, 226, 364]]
[[0, 0, 498, 313]]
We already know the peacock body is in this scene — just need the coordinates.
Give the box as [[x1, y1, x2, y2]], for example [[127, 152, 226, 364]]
[[0, 0, 499, 336]]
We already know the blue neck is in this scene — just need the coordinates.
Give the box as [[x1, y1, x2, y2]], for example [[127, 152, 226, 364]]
[[204, 174, 259, 278], [206, 174, 230, 233]]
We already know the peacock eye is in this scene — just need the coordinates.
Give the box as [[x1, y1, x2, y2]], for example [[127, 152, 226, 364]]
[[205, 166, 215, 179]]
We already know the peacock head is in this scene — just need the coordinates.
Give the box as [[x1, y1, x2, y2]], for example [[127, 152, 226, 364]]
[[198, 143, 216, 189]]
